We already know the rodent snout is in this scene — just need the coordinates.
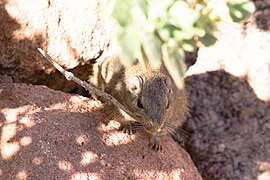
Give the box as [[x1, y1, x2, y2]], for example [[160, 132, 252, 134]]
[[143, 121, 164, 133]]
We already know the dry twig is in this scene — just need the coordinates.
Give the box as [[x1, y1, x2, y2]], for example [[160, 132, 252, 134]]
[[37, 48, 139, 118]]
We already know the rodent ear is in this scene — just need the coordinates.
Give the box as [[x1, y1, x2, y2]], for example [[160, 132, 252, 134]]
[[128, 76, 143, 93]]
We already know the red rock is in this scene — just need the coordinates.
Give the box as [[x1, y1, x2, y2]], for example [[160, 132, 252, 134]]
[[0, 0, 112, 91], [0, 83, 202, 179]]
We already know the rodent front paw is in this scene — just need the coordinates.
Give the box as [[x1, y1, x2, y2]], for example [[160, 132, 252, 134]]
[[119, 124, 135, 135], [149, 135, 163, 152], [149, 142, 163, 152]]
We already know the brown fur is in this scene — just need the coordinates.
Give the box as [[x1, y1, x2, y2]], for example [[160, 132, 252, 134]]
[[89, 55, 189, 151]]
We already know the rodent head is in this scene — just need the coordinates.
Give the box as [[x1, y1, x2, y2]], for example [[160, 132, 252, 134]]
[[126, 73, 173, 134]]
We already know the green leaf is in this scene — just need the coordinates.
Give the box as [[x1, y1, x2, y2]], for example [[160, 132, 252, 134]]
[[182, 39, 196, 52], [207, 0, 231, 21], [148, 0, 174, 21], [141, 32, 162, 68], [137, 0, 148, 17], [174, 26, 205, 40], [111, 0, 134, 26], [168, 1, 199, 28], [115, 25, 140, 66], [195, 15, 217, 35], [159, 24, 182, 41], [200, 33, 217, 46], [162, 43, 186, 89], [131, 3, 148, 29], [138, 45, 149, 69], [227, 0, 254, 22]]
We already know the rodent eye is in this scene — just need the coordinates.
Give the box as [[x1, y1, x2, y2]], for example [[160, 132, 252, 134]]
[[137, 98, 144, 109]]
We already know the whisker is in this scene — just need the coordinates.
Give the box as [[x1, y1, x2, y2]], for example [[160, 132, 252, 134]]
[[164, 122, 190, 133], [164, 122, 190, 140], [174, 128, 189, 140], [167, 129, 188, 142], [175, 126, 190, 135]]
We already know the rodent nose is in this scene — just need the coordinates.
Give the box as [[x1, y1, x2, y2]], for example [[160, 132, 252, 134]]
[[143, 121, 162, 133]]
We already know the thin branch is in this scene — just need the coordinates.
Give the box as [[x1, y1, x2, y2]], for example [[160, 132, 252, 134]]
[[37, 48, 140, 118]]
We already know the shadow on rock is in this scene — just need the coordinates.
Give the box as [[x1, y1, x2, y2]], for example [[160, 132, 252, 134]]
[[185, 70, 270, 180], [252, 0, 270, 30], [0, 1, 45, 84], [0, 1, 98, 93], [0, 83, 201, 179]]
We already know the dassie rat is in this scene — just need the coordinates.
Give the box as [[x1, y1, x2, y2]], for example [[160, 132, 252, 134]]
[[89, 55, 189, 151]]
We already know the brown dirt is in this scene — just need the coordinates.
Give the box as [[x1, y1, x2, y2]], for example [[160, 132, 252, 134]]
[[185, 19, 270, 179], [185, 70, 270, 180], [0, 82, 202, 179], [252, 0, 270, 30]]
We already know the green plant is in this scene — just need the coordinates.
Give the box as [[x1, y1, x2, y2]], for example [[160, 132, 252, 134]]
[[103, 0, 254, 88]]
